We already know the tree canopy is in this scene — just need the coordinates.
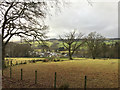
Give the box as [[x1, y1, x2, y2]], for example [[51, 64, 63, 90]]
[[0, 0, 64, 68], [59, 30, 86, 60]]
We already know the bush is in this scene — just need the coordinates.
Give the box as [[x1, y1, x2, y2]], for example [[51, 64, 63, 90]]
[[36, 60, 42, 61], [54, 60, 57, 62], [43, 59, 49, 62], [32, 60, 36, 63], [16, 61, 18, 65], [29, 60, 31, 63], [43, 56, 61, 62], [20, 61, 23, 64], [23, 61, 27, 64], [57, 60, 60, 62]]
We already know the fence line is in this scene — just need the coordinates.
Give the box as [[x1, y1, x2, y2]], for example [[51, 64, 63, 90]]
[[7, 68, 88, 88], [54, 72, 57, 88], [10, 67, 12, 78], [4, 60, 88, 88], [21, 69, 23, 80], [35, 70, 37, 84], [84, 76, 87, 90]]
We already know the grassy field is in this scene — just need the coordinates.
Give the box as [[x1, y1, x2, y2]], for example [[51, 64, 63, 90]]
[[3, 58, 118, 88], [5, 57, 45, 66]]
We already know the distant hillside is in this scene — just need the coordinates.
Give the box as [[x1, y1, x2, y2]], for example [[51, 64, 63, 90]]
[[47, 38, 120, 41], [13, 38, 120, 44], [108, 38, 120, 40]]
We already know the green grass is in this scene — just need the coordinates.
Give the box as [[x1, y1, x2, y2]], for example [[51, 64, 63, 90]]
[[23, 40, 119, 53], [3, 58, 118, 88], [20, 40, 119, 53]]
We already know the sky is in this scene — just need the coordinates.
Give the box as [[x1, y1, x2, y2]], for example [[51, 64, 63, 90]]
[[45, 0, 118, 39], [10, 0, 118, 41]]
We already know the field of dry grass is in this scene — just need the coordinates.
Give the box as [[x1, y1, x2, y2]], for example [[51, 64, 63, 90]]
[[3, 58, 118, 88], [5, 58, 45, 66]]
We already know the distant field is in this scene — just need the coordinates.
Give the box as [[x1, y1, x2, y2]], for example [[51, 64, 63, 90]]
[[22, 40, 119, 47], [5, 57, 45, 66], [3, 58, 118, 88], [4, 57, 71, 66], [20, 40, 119, 53]]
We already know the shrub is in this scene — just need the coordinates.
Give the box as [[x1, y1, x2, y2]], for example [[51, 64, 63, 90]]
[[23, 61, 27, 64], [20, 61, 23, 64], [32, 60, 36, 63], [43, 56, 60, 62], [43, 59, 49, 62], [57, 60, 60, 62], [36, 60, 42, 61], [16, 61, 18, 65], [54, 60, 57, 62]]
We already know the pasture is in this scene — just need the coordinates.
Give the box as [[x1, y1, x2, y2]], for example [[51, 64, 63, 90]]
[[4, 57, 45, 66], [3, 58, 118, 88]]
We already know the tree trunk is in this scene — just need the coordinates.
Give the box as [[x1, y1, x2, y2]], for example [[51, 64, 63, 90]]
[[68, 45, 73, 60], [2, 42, 5, 69], [69, 55, 73, 60]]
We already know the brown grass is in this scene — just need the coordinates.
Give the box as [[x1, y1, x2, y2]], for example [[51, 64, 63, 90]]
[[3, 59, 118, 88]]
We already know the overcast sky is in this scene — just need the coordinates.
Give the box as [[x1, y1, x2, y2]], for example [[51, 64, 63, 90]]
[[45, 0, 118, 39], [10, 0, 118, 41]]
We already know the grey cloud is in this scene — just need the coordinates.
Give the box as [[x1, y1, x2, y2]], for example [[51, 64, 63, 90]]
[[46, 1, 118, 38]]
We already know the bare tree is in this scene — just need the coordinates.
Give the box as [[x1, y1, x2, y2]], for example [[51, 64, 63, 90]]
[[0, 1, 64, 68], [86, 32, 105, 59], [39, 44, 50, 53], [50, 41, 59, 52], [59, 30, 86, 60]]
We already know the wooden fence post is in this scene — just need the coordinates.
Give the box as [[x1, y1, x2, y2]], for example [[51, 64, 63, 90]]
[[21, 69, 23, 80], [35, 70, 37, 84], [84, 76, 87, 90], [10, 67, 12, 78], [54, 72, 57, 88], [11, 60, 12, 66], [16, 61, 18, 65]]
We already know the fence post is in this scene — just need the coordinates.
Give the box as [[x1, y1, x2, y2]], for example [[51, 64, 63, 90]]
[[84, 76, 87, 90], [10, 67, 12, 78], [11, 60, 12, 66], [54, 72, 57, 88], [8, 61, 9, 66], [16, 61, 18, 65], [35, 70, 37, 84], [21, 69, 23, 80]]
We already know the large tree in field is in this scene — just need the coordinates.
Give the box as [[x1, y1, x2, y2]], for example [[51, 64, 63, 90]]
[[0, 1, 64, 68], [59, 31, 86, 60], [86, 32, 105, 59]]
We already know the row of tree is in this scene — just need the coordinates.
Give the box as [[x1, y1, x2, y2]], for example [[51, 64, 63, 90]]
[[5, 31, 119, 60], [5, 42, 33, 57], [60, 31, 120, 60]]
